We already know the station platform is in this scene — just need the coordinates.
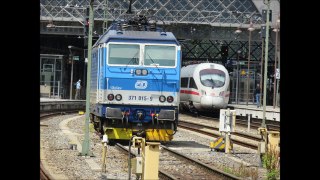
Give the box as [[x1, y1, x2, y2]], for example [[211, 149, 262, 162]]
[[40, 98, 85, 112], [227, 104, 280, 122], [40, 97, 85, 102]]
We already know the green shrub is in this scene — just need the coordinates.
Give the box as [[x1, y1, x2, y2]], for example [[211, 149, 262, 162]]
[[262, 146, 280, 180]]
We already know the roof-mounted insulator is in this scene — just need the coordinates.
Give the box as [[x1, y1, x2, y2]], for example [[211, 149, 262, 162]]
[[116, 30, 123, 34], [116, 22, 122, 31], [149, 20, 156, 31], [138, 23, 142, 30], [160, 31, 167, 36], [122, 23, 128, 30], [150, 24, 156, 31]]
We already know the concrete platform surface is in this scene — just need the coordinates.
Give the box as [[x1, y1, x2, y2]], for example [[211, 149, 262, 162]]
[[228, 104, 280, 122], [228, 104, 280, 113], [40, 97, 85, 102]]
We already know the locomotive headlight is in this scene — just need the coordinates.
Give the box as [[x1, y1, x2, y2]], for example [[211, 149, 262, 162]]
[[115, 94, 122, 101], [167, 96, 174, 103], [142, 69, 148, 75], [135, 69, 142, 75], [107, 94, 114, 101], [159, 95, 166, 102]]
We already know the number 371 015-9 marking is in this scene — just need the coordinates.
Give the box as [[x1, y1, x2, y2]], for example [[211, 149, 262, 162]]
[[128, 96, 153, 101]]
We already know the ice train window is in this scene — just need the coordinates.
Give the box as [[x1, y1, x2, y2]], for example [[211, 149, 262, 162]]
[[181, 77, 188, 88], [108, 44, 140, 65], [189, 78, 198, 89], [144, 45, 176, 67], [200, 69, 225, 88]]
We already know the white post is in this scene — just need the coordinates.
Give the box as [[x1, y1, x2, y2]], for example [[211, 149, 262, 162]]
[[53, 81, 55, 99], [235, 51, 241, 104], [262, 0, 271, 128], [225, 109, 231, 154], [225, 132, 230, 154], [57, 81, 60, 99], [247, 114, 251, 132]]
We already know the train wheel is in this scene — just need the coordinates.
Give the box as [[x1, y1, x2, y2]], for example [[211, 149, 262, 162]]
[[89, 114, 94, 123], [180, 103, 189, 112], [179, 104, 185, 112], [92, 116, 98, 129], [108, 139, 116, 146], [99, 119, 104, 134]]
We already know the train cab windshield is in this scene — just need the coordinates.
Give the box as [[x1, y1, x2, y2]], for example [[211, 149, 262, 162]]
[[108, 44, 140, 65], [199, 69, 225, 88], [144, 45, 176, 67], [108, 44, 176, 67]]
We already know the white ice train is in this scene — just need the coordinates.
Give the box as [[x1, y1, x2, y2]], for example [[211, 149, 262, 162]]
[[180, 63, 230, 112]]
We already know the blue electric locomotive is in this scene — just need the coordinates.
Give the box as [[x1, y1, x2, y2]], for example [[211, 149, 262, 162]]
[[90, 17, 181, 142]]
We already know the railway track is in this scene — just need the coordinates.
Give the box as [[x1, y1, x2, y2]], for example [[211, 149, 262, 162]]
[[236, 118, 279, 131], [115, 143, 176, 180], [40, 109, 256, 179], [179, 120, 261, 141], [40, 162, 53, 180], [40, 110, 81, 180], [40, 110, 80, 119], [181, 111, 280, 131], [178, 121, 258, 150], [40, 113, 61, 180], [115, 143, 241, 180], [160, 145, 241, 180]]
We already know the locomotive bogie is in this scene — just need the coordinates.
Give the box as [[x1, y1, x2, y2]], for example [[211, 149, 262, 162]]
[[103, 128, 174, 141]]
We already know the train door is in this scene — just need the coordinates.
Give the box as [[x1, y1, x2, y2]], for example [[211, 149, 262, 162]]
[[189, 77, 200, 106], [41, 64, 54, 97], [180, 77, 189, 102], [230, 63, 257, 104], [97, 46, 105, 102], [239, 69, 256, 104], [42, 64, 54, 84]]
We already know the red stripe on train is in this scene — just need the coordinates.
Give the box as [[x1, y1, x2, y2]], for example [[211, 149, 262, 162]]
[[180, 90, 200, 95]]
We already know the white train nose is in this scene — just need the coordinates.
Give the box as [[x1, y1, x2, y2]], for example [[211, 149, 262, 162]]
[[200, 96, 226, 109]]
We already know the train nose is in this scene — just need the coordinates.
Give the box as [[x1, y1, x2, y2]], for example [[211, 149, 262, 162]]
[[200, 96, 225, 109]]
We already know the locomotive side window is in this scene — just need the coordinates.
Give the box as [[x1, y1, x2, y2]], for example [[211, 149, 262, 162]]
[[189, 77, 198, 89], [108, 44, 140, 65], [181, 77, 189, 88], [144, 45, 176, 67], [200, 69, 225, 88]]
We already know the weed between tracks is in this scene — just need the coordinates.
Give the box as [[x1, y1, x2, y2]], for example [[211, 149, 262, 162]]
[[262, 146, 280, 180], [221, 164, 259, 180]]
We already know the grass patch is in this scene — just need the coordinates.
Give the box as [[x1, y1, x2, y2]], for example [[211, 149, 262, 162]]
[[262, 146, 280, 180], [221, 164, 259, 180]]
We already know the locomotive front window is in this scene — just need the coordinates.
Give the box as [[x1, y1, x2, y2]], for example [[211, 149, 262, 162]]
[[200, 69, 225, 88], [144, 45, 176, 67], [108, 44, 140, 65]]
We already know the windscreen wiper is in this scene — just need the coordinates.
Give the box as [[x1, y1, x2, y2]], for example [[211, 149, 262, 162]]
[[146, 53, 160, 72], [125, 52, 139, 69], [211, 78, 215, 89]]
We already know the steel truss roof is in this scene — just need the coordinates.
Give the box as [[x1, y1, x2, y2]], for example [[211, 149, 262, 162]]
[[40, 0, 263, 27]]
